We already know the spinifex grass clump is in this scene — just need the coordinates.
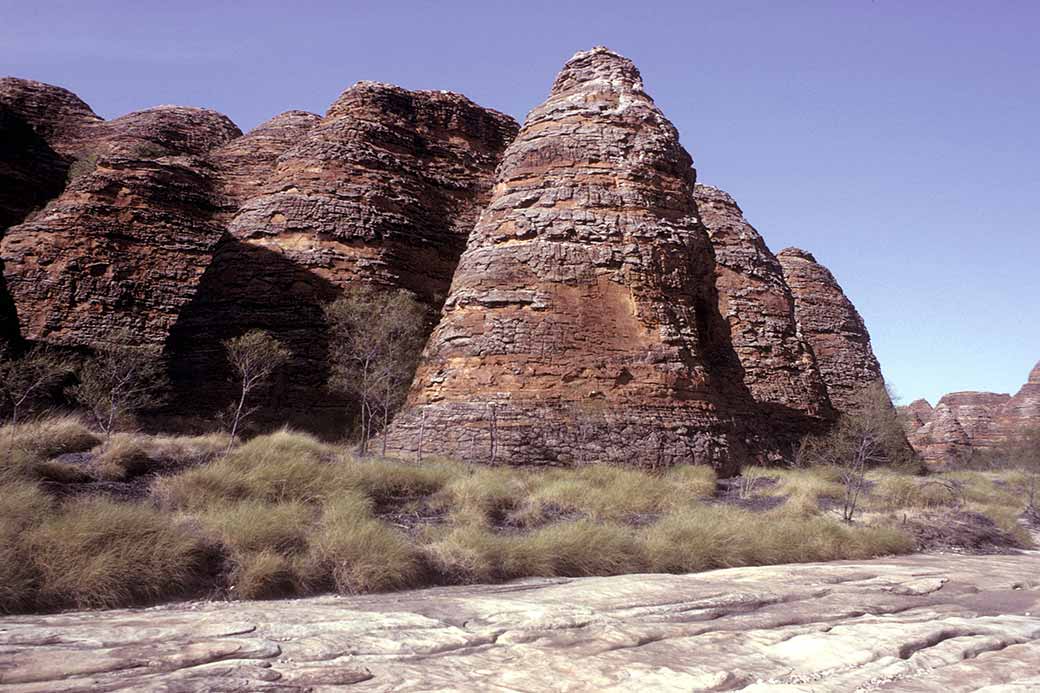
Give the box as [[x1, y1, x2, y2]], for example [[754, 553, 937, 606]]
[[19, 423, 1029, 615]]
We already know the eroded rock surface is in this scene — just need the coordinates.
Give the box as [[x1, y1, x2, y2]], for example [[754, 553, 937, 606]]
[[696, 184, 833, 433], [3, 553, 1040, 691], [998, 361, 1040, 443], [227, 82, 518, 307], [1, 104, 239, 349], [163, 86, 517, 430], [0, 78, 103, 346], [386, 47, 754, 470], [0, 77, 517, 431], [777, 247, 887, 412], [906, 361, 1040, 464]]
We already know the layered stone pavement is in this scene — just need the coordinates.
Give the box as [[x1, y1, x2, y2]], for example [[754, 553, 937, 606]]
[[3, 552, 1040, 691]]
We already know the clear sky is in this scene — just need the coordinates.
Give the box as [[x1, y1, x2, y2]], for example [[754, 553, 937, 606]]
[[3, 1, 1037, 405]]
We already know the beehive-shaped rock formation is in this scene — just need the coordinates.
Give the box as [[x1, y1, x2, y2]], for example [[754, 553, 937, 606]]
[[695, 185, 833, 429], [385, 47, 753, 470], [777, 248, 887, 412]]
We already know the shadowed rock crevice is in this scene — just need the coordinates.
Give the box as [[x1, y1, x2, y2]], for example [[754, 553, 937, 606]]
[[164, 235, 345, 437]]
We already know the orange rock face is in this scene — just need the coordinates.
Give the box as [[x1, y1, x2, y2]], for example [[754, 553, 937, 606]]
[[0, 78, 517, 433], [164, 86, 517, 431], [227, 82, 518, 307], [1, 54, 899, 461], [998, 362, 1040, 441], [1, 105, 240, 349], [384, 48, 761, 470], [0, 78, 102, 346]]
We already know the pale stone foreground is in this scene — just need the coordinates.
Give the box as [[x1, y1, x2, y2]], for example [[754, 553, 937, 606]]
[[3, 554, 1040, 692]]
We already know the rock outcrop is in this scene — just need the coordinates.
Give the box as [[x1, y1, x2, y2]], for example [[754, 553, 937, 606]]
[[227, 82, 518, 306], [906, 361, 1040, 464], [385, 47, 756, 470], [695, 185, 833, 430], [4, 552, 1040, 692], [1, 106, 240, 349], [1, 55, 896, 462], [0, 78, 102, 346], [164, 87, 518, 431], [777, 247, 887, 412], [998, 361, 1040, 441], [209, 110, 322, 208]]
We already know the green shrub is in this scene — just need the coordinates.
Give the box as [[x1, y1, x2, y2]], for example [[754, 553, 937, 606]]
[[0, 415, 100, 462], [521, 520, 644, 577], [199, 500, 315, 556], [230, 549, 301, 600], [641, 505, 913, 573], [92, 433, 153, 481]]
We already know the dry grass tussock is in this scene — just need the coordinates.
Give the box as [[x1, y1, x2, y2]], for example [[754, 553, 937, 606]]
[[0, 415, 100, 467], [17, 423, 1033, 614]]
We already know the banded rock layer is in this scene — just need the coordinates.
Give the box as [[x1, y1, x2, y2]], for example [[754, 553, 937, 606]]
[[386, 48, 763, 470], [777, 247, 887, 413], [165, 85, 518, 429], [0, 77, 518, 432], [695, 185, 833, 429], [905, 361, 1040, 464], [1, 104, 240, 349], [2, 51, 893, 463]]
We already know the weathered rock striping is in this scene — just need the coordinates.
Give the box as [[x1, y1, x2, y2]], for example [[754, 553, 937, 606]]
[[906, 361, 1040, 464], [386, 47, 758, 470], [777, 247, 889, 413], [695, 184, 834, 433]]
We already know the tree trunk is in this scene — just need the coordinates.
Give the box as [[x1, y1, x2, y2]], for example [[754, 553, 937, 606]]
[[226, 386, 248, 456]]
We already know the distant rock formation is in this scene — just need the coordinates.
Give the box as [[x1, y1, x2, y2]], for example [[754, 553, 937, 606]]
[[777, 248, 888, 412], [905, 361, 1040, 464], [998, 362, 1040, 442]]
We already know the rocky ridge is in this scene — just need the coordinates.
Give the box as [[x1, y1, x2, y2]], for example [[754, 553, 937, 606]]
[[695, 184, 834, 430], [2, 49, 892, 466], [777, 247, 887, 413], [905, 361, 1040, 464]]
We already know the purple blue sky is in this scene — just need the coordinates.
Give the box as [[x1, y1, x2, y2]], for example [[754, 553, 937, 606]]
[[3, 1, 1037, 405]]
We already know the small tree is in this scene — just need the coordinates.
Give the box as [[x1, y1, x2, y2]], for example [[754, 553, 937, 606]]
[[223, 330, 290, 452], [1005, 427, 1040, 512], [325, 287, 427, 456], [802, 381, 914, 522], [0, 345, 72, 426], [71, 345, 168, 435]]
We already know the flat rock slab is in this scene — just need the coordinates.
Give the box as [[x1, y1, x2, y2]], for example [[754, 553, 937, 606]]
[[3, 553, 1040, 691]]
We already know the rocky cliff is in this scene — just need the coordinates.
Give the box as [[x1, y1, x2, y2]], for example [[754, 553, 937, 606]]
[[384, 47, 874, 470], [695, 185, 834, 430], [1, 50, 894, 465], [777, 248, 888, 412], [905, 361, 1040, 464], [165, 84, 518, 430]]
